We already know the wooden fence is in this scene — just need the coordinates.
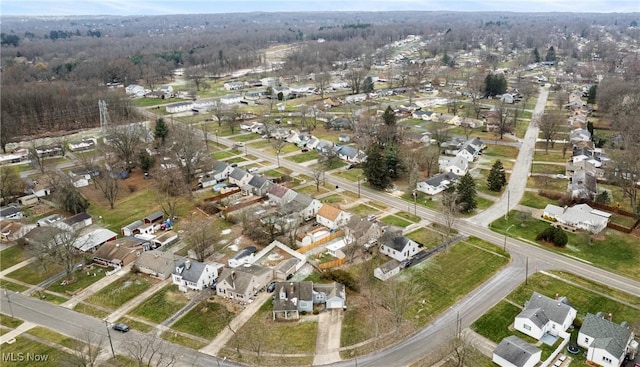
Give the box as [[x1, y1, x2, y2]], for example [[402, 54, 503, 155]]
[[296, 230, 344, 254], [318, 257, 346, 270]]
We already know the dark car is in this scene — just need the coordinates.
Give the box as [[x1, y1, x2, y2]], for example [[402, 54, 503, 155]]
[[112, 323, 129, 332], [400, 259, 412, 269], [267, 282, 277, 293]]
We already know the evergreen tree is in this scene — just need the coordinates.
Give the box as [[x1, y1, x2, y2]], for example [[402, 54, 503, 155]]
[[456, 172, 477, 213], [545, 46, 557, 62], [363, 76, 374, 94], [362, 145, 390, 189], [484, 73, 507, 97], [385, 148, 403, 179], [487, 160, 507, 192], [532, 47, 541, 63], [382, 105, 397, 126], [154, 118, 169, 144], [587, 85, 597, 105]]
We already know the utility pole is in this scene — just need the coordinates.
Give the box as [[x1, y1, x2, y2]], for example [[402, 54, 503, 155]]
[[104, 319, 116, 359], [412, 190, 417, 216], [4, 290, 13, 317], [503, 234, 507, 252], [357, 175, 361, 198], [525, 257, 529, 285]]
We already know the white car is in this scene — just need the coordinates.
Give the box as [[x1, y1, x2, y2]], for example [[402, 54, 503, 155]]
[[248, 167, 259, 173]]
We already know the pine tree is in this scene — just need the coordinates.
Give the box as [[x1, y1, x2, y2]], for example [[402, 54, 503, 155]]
[[154, 118, 169, 144], [533, 47, 541, 63], [545, 46, 556, 62], [363, 76, 374, 94], [456, 172, 477, 213], [362, 145, 390, 189], [487, 160, 507, 192], [587, 85, 597, 105]]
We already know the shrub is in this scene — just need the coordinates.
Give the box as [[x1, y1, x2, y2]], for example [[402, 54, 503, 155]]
[[573, 317, 583, 329], [321, 269, 358, 292], [536, 227, 568, 247]]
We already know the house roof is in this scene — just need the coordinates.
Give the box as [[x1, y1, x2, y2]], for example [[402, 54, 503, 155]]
[[317, 204, 343, 221], [0, 206, 21, 217], [212, 161, 229, 174], [93, 237, 148, 262], [134, 250, 178, 274], [24, 226, 64, 245], [377, 259, 401, 273], [517, 307, 550, 328], [291, 193, 314, 208], [273, 281, 314, 312], [423, 172, 458, 187], [581, 313, 632, 358], [173, 259, 208, 283], [346, 215, 374, 233], [229, 168, 249, 181], [231, 246, 257, 261], [381, 232, 416, 252], [337, 145, 358, 158], [269, 184, 290, 199], [521, 292, 575, 326], [247, 175, 269, 189], [122, 220, 144, 231], [144, 211, 164, 222], [218, 265, 271, 295], [74, 228, 117, 252], [313, 282, 345, 300], [570, 171, 597, 193], [63, 212, 91, 226], [493, 336, 540, 367]]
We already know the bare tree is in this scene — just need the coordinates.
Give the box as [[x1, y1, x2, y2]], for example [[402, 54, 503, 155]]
[[169, 123, 209, 184], [27, 226, 84, 282], [418, 145, 440, 178], [315, 71, 331, 100], [106, 123, 146, 172], [124, 333, 177, 367], [449, 333, 482, 367], [493, 101, 513, 140], [539, 112, 563, 154], [429, 118, 450, 147], [271, 138, 287, 168], [311, 167, 325, 192], [65, 329, 104, 367], [29, 139, 49, 174], [382, 279, 419, 333], [183, 218, 220, 262], [0, 166, 25, 204], [441, 188, 460, 246], [154, 165, 188, 220], [346, 67, 368, 94]]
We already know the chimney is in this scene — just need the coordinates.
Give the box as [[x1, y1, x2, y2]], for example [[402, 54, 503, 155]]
[[185, 259, 191, 270], [231, 271, 236, 289], [608, 313, 612, 321]]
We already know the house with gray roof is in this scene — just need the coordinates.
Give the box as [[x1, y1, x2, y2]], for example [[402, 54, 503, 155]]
[[579, 313, 636, 367], [228, 168, 253, 187], [379, 232, 422, 262], [492, 335, 541, 367], [336, 145, 367, 164], [121, 220, 144, 237], [374, 259, 401, 281], [210, 161, 234, 182], [514, 292, 577, 340], [267, 184, 296, 205], [216, 264, 273, 301], [283, 193, 322, 221], [568, 171, 597, 200], [172, 258, 222, 292], [0, 206, 23, 220], [246, 175, 273, 197], [344, 215, 382, 247], [416, 172, 458, 195], [543, 203, 610, 234], [134, 250, 178, 279], [438, 155, 468, 175]]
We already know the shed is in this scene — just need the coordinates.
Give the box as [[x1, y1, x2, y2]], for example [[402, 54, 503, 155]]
[[143, 211, 164, 224]]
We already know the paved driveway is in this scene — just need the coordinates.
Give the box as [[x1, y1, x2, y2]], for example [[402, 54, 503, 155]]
[[313, 309, 344, 365]]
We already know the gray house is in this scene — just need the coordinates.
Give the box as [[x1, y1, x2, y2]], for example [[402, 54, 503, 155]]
[[246, 175, 273, 197], [492, 335, 541, 367], [272, 281, 346, 320]]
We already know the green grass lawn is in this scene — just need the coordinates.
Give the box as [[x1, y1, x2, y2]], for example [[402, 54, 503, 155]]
[[116, 316, 153, 333], [225, 156, 247, 164], [6, 263, 63, 285], [287, 150, 319, 163], [379, 215, 412, 228], [396, 211, 420, 223], [73, 302, 109, 319], [27, 326, 79, 349], [471, 300, 521, 343], [0, 336, 72, 366], [0, 279, 28, 292], [533, 150, 568, 163], [172, 301, 234, 339], [86, 273, 154, 309], [296, 184, 330, 196], [483, 144, 519, 159], [130, 98, 171, 107], [492, 211, 640, 281], [527, 176, 568, 191], [405, 227, 442, 250], [212, 150, 237, 160], [160, 331, 207, 350], [48, 267, 110, 295], [232, 133, 260, 142], [519, 191, 558, 209], [0, 245, 29, 269], [347, 204, 379, 217], [248, 140, 272, 149], [36, 292, 68, 305], [530, 163, 565, 175], [131, 285, 189, 324], [337, 167, 364, 182], [321, 193, 346, 205], [0, 314, 23, 328]]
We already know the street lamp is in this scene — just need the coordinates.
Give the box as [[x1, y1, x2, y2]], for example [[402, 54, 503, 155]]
[[215, 130, 219, 145]]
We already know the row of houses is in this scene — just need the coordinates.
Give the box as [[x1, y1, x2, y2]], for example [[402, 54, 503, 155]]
[[493, 291, 637, 367]]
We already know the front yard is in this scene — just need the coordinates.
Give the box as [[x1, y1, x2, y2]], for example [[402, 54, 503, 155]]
[[172, 300, 235, 339], [86, 273, 156, 310], [130, 284, 189, 324], [0, 245, 29, 269]]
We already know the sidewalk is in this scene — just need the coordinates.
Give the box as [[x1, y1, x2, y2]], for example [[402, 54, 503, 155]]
[[61, 264, 131, 309], [313, 309, 343, 365], [105, 277, 171, 323], [461, 328, 496, 358], [0, 321, 36, 344], [199, 291, 271, 356], [0, 258, 35, 277]]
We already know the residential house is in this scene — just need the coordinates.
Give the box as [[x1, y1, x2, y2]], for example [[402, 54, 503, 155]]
[[152, 230, 178, 248], [416, 172, 458, 195], [68, 139, 96, 152], [58, 212, 92, 232], [374, 259, 401, 281], [543, 204, 611, 234], [267, 184, 296, 206], [73, 228, 118, 252], [412, 110, 434, 120], [514, 292, 577, 340], [313, 282, 346, 310], [220, 94, 243, 105], [228, 246, 257, 268], [284, 193, 322, 222], [166, 101, 194, 114], [344, 215, 382, 247], [125, 84, 146, 97], [316, 204, 351, 231], [223, 81, 244, 91], [159, 85, 174, 95], [579, 313, 637, 367], [17, 194, 38, 207], [245, 175, 273, 197], [378, 232, 422, 262], [209, 161, 234, 183], [492, 336, 541, 367], [336, 146, 367, 164], [93, 236, 151, 267], [568, 171, 597, 200], [228, 168, 253, 187], [565, 159, 603, 180], [306, 137, 320, 150], [345, 93, 367, 103], [0, 149, 29, 165], [121, 220, 144, 237], [172, 259, 221, 292], [72, 176, 89, 188], [134, 250, 178, 279], [570, 128, 591, 144], [438, 155, 469, 175], [216, 264, 274, 301], [0, 221, 35, 242], [315, 139, 335, 153], [35, 144, 63, 157], [272, 281, 315, 320]]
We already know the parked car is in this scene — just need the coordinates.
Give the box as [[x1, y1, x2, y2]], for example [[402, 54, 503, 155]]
[[267, 282, 277, 292], [248, 167, 259, 173], [112, 323, 129, 332]]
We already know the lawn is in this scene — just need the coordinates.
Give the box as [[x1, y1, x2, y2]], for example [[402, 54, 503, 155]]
[[0, 245, 29, 269], [287, 150, 318, 163], [86, 273, 155, 309], [337, 167, 364, 182], [491, 211, 640, 281], [225, 157, 247, 164], [27, 326, 79, 349], [519, 191, 557, 209], [347, 204, 379, 217], [0, 279, 28, 292], [526, 176, 568, 191], [116, 316, 153, 333], [48, 266, 111, 295], [73, 302, 109, 319], [232, 133, 260, 142], [379, 215, 412, 228], [0, 336, 72, 366], [405, 227, 442, 250], [533, 150, 568, 163], [0, 315, 23, 328], [212, 150, 237, 160], [396, 211, 420, 223], [172, 301, 234, 339], [130, 98, 171, 107], [482, 145, 519, 158], [321, 193, 346, 205], [530, 163, 565, 175], [160, 331, 207, 350], [296, 184, 330, 196], [471, 301, 521, 343], [130, 285, 189, 324], [6, 262, 63, 285], [248, 140, 272, 149]]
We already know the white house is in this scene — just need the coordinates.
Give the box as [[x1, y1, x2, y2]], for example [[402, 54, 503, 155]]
[[220, 94, 243, 105], [374, 259, 401, 281], [492, 336, 541, 367], [166, 102, 194, 114], [216, 264, 274, 301], [316, 204, 351, 230], [223, 81, 244, 91], [378, 232, 422, 262], [416, 172, 458, 195], [172, 259, 221, 292], [336, 146, 367, 164], [228, 246, 257, 268], [73, 228, 118, 252], [228, 168, 253, 187], [439, 155, 469, 175], [514, 292, 577, 340], [579, 313, 637, 367], [285, 193, 322, 221], [344, 93, 367, 103], [125, 84, 146, 97], [543, 204, 611, 234], [267, 184, 297, 206]]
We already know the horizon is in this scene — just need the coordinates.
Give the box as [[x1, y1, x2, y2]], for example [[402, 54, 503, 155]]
[[1, 0, 639, 17]]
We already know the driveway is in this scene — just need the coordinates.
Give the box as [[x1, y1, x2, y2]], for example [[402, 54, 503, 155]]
[[313, 309, 344, 365]]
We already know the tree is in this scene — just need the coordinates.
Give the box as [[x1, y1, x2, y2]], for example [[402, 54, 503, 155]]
[[0, 166, 25, 204], [484, 73, 507, 97], [487, 160, 507, 192], [441, 187, 459, 245], [587, 85, 597, 105], [539, 111, 563, 153], [493, 101, 513, 140], [93, 162, 120, 209], [362, 76, 374, 94], [106, 123, 146, 172], [124, 333, 177, 367], [536, 227, 568, 247], [46, 172, 89, 214], [346, 67, 368, 94], [456, 172, 477, 213], [532, 47, 541, 63], [27, 226, 83, 282], [418, 145, 440, 178], [65, 330, 104, 367], [319, 148, 339, 170], [271, 138, 287, 168], [183, 218, 220, 262], [169, 123, 209, 184], [449, 334, 483, 367], [381, 279, 418, 333], [155, 165, 188, 220], [315, 71, 331, 100], [154, 118, 169, 145], [545, 46, 557, 62], [138, 150, 155, 172], [311, 167, 325, 192], [362, 145, 390, 189], [429, 118, 451, 147]]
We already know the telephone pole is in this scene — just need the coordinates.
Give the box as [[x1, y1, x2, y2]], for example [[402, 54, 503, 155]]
[[104, 319, 116, 359]]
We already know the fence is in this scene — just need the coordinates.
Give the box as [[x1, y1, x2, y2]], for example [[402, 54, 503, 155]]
[[203, 188, 241, 203], [296, 230, 344, 254], [318, 257, 346, 270]]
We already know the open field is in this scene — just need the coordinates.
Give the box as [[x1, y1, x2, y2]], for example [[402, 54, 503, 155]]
[[6, 262, 63, 285], [86, 273, 156, 309], [0, 245, 28, 269], [0, 336, 72, 366], [172, 301, 234, 339], [48, 266, 111, 294], [130, 285, 189, 324], [405, 227, 443, 249]]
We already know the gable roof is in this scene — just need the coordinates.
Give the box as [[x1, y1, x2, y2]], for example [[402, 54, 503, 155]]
[[581, 313, 632, 357], [317, 204, 343, 221], [134, 250, 178, 274], [212, 161, 229, 174], [380, 232, 414, 252], [173, 259, 208, 283], [273, 281, 314, 312], [423, 172, 458, 187], [93, 237, 148, 262], [493, 336, 541, 367], [229, 168, 249, 181], [346, 215, 374, 233], [218, 265, 271, 294], [247, 175, 269, 189], [63, 212, 91, 226], [520, 292, 575, 326], [144, 211, 164, 222], [269, 183, 290, 199]]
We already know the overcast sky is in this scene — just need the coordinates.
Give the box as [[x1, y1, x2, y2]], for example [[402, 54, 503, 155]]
[[1, 0, 638, 16]]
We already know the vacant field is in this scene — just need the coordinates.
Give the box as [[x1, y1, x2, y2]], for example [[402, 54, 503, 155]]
[[48, 266, 111, 294], [533, 150, 567, 163], [482, 145, 519, 158], [519, 191, 558, 209], [530, 163, 565, 175], [73, 302, 109, 319], [172, 301, 234, 339], [287, 150, 319, 163], [0, 245, 28, 269], [130, 285, 189, 324], [86, 273, 156, 309], [6, 262, 63, 285], [405, 227, 442, 249], [347, 204, 379, 217], [0, 279, 28, 292], [160, 331, 207, 350], [379, 215, 412, 228]]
